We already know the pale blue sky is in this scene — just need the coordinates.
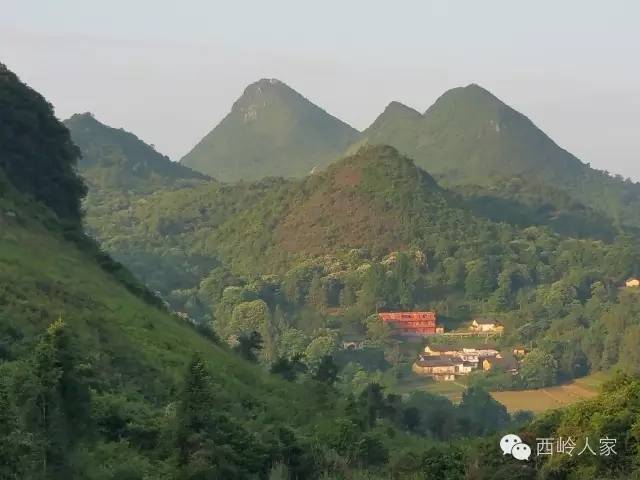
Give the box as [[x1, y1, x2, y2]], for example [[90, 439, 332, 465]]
[[1, 1, 638, 178]]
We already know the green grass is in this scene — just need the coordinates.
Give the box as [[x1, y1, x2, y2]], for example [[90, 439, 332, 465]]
[[0, 191, 338, 431], [392, 375, 468, 402]]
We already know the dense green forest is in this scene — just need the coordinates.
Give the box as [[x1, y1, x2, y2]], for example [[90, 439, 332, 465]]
[[4, 59, 640, 479], [0, 61, 534, 480], [83, 142, 640, 393]]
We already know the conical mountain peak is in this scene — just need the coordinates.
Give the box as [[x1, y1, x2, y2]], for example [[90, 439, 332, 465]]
[[181, 79, 359, 181]]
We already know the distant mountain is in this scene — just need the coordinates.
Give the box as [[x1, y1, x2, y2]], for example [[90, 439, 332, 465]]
[[364, 84, 585, 182], [180, 78, 360, 181], [361, 84, 640, 228], [65, 112, 209, 193], [3, 62, 415, 480], [89, 144, 553, 291]]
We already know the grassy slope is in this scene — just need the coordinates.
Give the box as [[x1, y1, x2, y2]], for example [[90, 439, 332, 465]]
[[0, 179, 330, 431]]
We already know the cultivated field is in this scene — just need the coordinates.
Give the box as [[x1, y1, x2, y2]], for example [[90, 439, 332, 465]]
[[394, 371, 610, 413], [490, 372, 609, 413]]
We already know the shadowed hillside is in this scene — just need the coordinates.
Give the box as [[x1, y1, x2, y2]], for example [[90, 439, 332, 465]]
[[65, 112, 209, 194]]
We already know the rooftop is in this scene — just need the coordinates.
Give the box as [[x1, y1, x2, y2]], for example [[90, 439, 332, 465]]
[[474, 318, 501, 325], [416, 355, 461, 367]]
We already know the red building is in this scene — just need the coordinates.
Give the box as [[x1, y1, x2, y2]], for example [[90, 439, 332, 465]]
[[379, 311, 438, 336]]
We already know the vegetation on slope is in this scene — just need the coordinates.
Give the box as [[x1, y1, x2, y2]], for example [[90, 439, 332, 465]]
[[65, 112, 209, 194], [84, 144, 640, 397], [180, 78, 360, 181], [1, 61, 527, 480], [0, 63, 86, 225], [458, 177, 620, 241], [6, 61, 640, 479], [362, 83, 640, 229]]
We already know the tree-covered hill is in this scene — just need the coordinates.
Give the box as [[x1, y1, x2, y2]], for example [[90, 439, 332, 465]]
[[86, 145, 495, 280], [2, 61, 561, 480], [361, 83, 640, 229], [180, 78, 360, 181], [5, 61, 640, 479], [85, 143, 640, 397], [64, 112, 209, 194], [3, 62, 488, 480], [0, 63, 86, 225], [0, 62, 348, 479], [457, 177, 621, 241]]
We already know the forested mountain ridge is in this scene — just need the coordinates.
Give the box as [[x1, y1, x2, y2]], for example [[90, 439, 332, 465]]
[[64, 112, 209, 194], [0, 62, 336, 479], [2, 62, 463, 480], [85, 143, 640, 397], [179, 76, 640, 230], [86, 145, 499, 282], [364, 84, 584, 182], [180, 78, 360, 181], [361, 83, 640, 229], [5, 60, 640, 479]]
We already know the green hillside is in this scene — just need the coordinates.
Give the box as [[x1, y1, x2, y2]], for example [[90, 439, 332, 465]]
[[458, 177, 619, 241], [361, 84, 640, 229], [5, 61, 640, 479], [86, 145, 490, 285], [65, 112, 209, 194], [0, 62, 345, 479], [180, 78, 360, 181], [1, 61, 527, 480], [0, 173, 353, 478], [86, 144, 640, 399]]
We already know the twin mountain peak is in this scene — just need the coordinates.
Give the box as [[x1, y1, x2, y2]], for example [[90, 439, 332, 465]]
[[65, 78, 640, 232]]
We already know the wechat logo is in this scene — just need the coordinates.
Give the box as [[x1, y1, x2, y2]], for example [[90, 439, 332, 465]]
[[500, 434, 531, 461]]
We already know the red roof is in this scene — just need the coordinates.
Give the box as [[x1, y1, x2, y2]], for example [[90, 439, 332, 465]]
[[379, 311, 437, 336], [379, 311, 436, 322]]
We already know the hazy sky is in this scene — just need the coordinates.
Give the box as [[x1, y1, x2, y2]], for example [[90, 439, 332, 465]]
[[1, 1, 638, 178]]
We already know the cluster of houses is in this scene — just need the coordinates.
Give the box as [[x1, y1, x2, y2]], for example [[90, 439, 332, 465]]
[[412, 343, 525, 381]]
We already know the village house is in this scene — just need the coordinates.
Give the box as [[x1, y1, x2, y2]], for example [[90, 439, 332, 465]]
[[415, 343, 509, 381], [424, 344, 500, 362], [467, 345, 500, 357], [423, 344, 459, 356], [625, 277, 640, 288], [469, 318, 504, 334], [379, 311, 444, 337], [412, 355, 459, 381], [482, 353, 519, 375], [457, 361, 475, 374], [412, 354, 477, 380]]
